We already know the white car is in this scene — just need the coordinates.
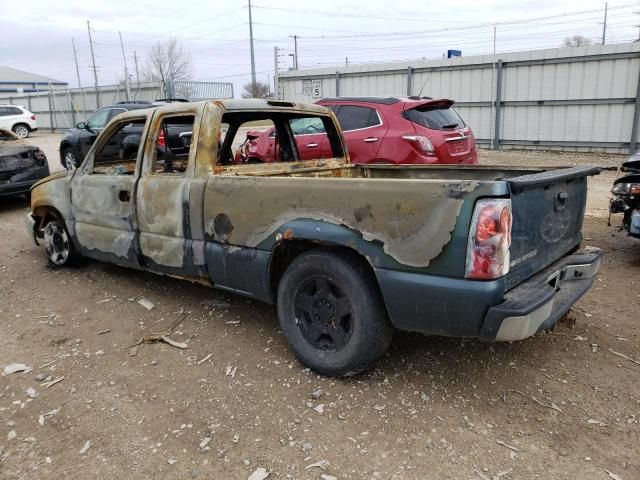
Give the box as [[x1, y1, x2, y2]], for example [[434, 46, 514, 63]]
[[0, 104, 38, 138]]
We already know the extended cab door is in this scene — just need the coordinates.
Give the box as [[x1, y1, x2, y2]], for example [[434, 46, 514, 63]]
[[334, 104, 388, 164], [69, 113, 149, 267], [135, 107, 207, 279]]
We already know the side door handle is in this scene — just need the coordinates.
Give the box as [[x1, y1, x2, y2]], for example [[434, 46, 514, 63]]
[[306, 143, 318, 148], [363, 137, 379, 143], [119, 190, 131, 202]]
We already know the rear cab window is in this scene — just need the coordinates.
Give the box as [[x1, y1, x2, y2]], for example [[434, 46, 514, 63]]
[[404, 105, 466, 130], [216, 111, 344, 170], [152, 115, 195, 175]]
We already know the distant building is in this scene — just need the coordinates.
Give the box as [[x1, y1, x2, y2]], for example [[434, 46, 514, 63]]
[[0, 66, 67, 94]]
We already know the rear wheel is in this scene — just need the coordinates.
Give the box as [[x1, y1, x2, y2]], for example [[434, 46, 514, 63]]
[[62, 147, 80, 170], [12, 124, 30, 138], [43, 216, 77, 267], [277, 249, 393, 377]]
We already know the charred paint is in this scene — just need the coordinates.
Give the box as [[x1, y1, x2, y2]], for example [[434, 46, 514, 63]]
[[213, 213, 234, 243]]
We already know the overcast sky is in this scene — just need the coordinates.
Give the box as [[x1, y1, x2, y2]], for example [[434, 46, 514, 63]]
[[1, 0, 638, 97]]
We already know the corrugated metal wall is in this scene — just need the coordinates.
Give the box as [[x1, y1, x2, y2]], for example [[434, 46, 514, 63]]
[[278, 43, 640, 153], [0, 80, 233, 131]]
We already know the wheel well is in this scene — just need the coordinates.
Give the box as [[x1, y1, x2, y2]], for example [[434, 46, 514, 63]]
[[32, 206, 63, 232], [269, 239, 377, 298], [13, 122, 30, 130]]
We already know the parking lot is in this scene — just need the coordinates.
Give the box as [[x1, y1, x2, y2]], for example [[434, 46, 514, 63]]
[[1, 135, 639, 479]]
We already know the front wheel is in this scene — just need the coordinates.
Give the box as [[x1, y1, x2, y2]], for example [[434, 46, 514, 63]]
[[43, 217, 77, 267], [277, 249, 393, 377]]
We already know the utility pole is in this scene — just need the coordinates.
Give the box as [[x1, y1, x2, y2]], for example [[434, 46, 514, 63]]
[[87, 20, 100, 108], [345, 57, 349, 67], [602, 2, 608, 45], [72, 38, 82, 88], [118, 31, 131, 101], [273, 46, 279, 99], [248, 0, 257, 94], [489, 24, 497, 149], [289, 35, 299, 69], [133, 50, 140, 85]]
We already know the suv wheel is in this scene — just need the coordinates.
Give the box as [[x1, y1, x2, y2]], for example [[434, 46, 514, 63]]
[[62, 148, 80, 170], [12, 124, 30, 138], [277, 249, 393, 377]]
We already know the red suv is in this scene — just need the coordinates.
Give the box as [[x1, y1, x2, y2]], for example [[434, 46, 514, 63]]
[[233, 96, 477, 165], [317, 96, 477, 165]]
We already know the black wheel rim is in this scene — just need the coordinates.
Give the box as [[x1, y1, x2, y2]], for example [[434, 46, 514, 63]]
[[293, 275, 354, 351]]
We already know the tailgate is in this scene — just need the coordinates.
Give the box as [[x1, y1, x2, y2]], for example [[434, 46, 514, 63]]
[[505, 166, 601, 290]]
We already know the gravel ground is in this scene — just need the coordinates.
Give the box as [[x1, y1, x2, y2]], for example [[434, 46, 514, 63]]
[[1, 140, 638, 480]]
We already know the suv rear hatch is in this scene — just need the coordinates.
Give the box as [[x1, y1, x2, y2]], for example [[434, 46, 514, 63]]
[[403, 99, 473, 162], [504, 166, 601, 290]]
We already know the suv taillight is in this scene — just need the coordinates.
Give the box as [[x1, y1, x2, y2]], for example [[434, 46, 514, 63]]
[[465, 199, 512, 280], [157, 130, 166, 148], [30, 114, 36, 121], [402, 135, 434, 154]]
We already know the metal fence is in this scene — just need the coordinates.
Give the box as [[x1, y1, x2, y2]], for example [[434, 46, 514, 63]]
[[0, 80, 233, 131], [277, 42, 640, 154]]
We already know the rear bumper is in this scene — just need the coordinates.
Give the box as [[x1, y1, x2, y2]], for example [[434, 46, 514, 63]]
[[375, 247, 602, 340], [0, 164, 50, 197], [479, 247, 602, 341]]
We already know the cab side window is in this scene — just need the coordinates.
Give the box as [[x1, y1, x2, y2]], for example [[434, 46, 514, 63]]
[[152, 115, 195, 175], [91, 119, 146, 175]]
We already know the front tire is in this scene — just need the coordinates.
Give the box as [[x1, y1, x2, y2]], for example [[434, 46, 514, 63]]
[[43, 216, 77, 267], [12, 124, 30, 138], [277, 249, 393, 377]]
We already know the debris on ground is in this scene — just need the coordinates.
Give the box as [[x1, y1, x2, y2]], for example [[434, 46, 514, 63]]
[[137, 298, 156, 310], [305, 459, 328, 470], [43, 376, 65, 389], [605, 470, 623, 480], [38, 408, 60, 427], [310, 389, 324, 400], [321, 475, 338, 480], [3, 363, 32, 375], [225, 366, 238, 378], [248, 467, 270, 480], [496, 440, 519, 452], [507, 389, 563, 412], [79, 440, 91, 455], [313, 404, 325, 414], [197, 354, 213, 365], [96, 329, 111, 335], [26, 387, 37, 398], [608, 349, 640, 366]]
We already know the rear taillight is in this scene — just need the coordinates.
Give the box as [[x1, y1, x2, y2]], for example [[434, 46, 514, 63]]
[[402, 135, 434, 154], [30, 114, 36, 121], [465, 199, 512, 280], [157, 130, 166, 148]]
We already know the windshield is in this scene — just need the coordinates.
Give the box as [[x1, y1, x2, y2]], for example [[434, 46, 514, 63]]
[[405, 106, 465, 130]]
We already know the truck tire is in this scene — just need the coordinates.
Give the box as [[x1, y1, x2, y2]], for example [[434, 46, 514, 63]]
[[277, 249, 393, 376], [43, 215, 78, 267]]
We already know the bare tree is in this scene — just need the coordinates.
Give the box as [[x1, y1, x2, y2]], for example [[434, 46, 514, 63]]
[[143, 38, 193, 97], [242, 81, 272, 99], [563, 35, 592, 47]]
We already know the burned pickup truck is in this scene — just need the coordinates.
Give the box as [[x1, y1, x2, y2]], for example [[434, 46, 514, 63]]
[[27, 100, 602, 376]]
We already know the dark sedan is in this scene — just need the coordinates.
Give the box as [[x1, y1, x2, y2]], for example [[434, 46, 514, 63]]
[[0, 128, 49, 198]]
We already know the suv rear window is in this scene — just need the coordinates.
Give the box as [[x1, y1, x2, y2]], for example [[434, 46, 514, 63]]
[[335, 105, 380, 131], [405, 106, 465, 130]]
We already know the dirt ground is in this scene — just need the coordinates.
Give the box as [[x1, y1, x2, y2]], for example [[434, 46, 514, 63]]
[[1, 140, 639, 480]]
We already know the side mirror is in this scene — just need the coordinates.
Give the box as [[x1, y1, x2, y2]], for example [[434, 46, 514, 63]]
[[76, 122, 86, 129]]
